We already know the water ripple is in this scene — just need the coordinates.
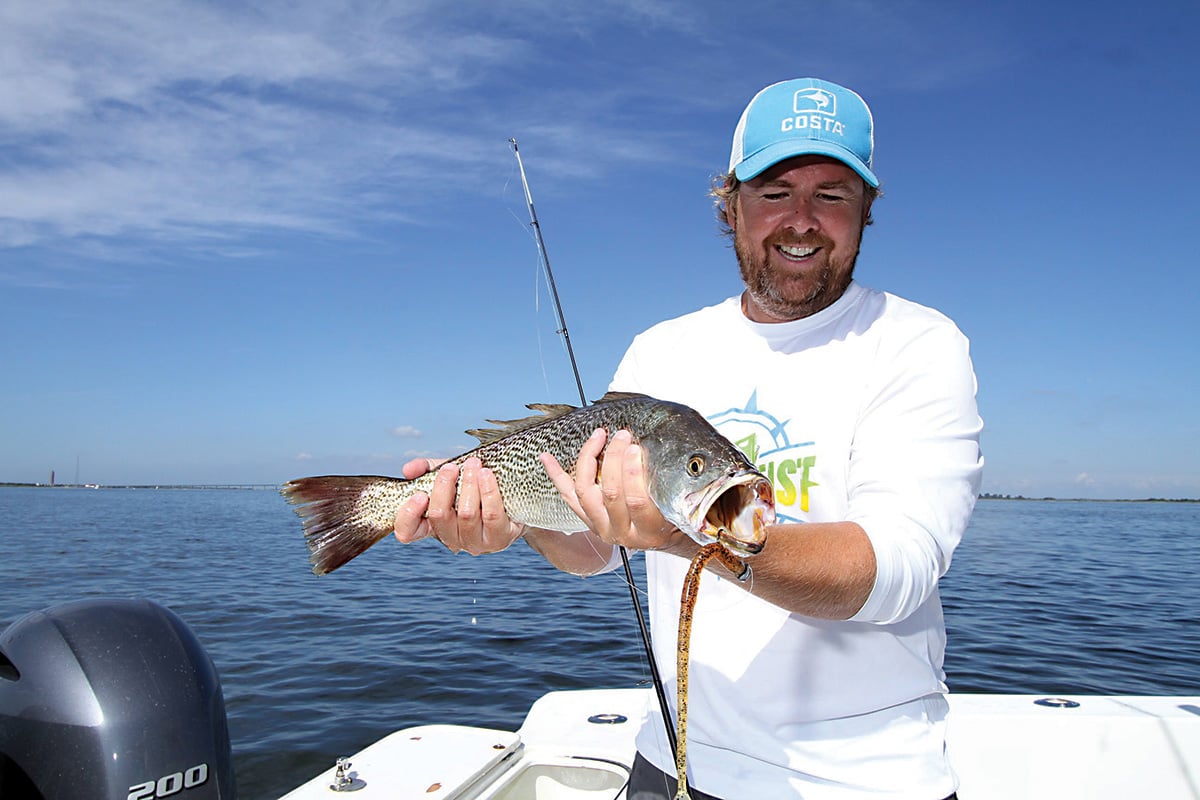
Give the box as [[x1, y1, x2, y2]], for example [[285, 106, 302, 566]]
[[1, 489, 1196, 798]]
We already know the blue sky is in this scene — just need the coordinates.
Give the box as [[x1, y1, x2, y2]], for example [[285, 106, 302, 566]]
[[2, 1, 1197, 499]]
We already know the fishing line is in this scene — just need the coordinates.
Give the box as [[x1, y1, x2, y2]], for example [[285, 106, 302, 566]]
[[530, 247, 552, 397], [503, 172, 560, 400], [508, 138, 682, 767]]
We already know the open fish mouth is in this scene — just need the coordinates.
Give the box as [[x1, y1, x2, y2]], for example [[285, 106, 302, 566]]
[[688, 472, 775, 556]]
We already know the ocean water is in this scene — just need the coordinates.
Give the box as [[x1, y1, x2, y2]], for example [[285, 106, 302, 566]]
[[0, 488, 1197, 798]]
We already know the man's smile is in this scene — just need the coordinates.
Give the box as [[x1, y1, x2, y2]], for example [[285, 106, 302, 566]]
[[777, 243, 818, 260]]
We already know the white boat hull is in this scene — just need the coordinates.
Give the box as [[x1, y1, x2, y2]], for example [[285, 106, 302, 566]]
[[280, 689, 1200, 799]]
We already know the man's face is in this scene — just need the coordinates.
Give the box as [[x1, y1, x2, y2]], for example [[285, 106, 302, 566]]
[[728, 155, 872, 323]]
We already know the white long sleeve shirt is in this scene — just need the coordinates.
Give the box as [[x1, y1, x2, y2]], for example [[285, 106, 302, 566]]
[[608, 282, 983, 798]]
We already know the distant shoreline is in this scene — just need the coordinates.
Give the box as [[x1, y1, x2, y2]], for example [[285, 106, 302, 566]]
[[977, 493, 1198, 504], [1, 483, 1194, 503]]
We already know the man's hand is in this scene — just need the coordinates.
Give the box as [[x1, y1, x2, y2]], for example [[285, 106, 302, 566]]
[[392, 457, 524, 555], [540, 428, 687, 552]]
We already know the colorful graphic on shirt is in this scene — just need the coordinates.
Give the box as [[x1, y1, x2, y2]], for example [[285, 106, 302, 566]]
[[708, 392, 817, 523]]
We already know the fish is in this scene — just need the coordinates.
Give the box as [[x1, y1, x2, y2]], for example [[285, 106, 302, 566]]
[[282, 392, 775, 575]]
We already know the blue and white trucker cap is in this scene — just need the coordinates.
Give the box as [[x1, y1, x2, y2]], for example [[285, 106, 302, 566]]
[[729, 78, 879, 187]]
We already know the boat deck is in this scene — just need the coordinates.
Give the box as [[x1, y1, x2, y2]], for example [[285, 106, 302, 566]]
[[281, 689, 1200, 799]]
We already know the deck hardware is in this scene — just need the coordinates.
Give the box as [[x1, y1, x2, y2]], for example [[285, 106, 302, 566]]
[[587, 713, 628, 724], [1033, 697, 1080, 708], [329, 756, 366, 791]]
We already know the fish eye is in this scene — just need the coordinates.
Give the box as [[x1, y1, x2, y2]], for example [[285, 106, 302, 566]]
[[687, 455, 705, 476]]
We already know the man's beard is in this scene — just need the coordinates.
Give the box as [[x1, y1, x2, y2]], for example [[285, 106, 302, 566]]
[[735, 230, 861, 322]]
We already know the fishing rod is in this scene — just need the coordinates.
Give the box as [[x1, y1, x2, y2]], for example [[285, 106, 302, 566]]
[[509, 139, 587, 408], [508, 137, 682, 765]]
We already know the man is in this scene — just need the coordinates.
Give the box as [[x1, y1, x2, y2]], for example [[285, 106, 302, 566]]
[[395, 78, 982, 799]]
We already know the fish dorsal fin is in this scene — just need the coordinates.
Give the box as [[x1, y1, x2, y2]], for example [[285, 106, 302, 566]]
[[524, 402, 577, 416], [463, 394, 651, 445], [465, 402, 580, 445], [593, 391, 649, 404]]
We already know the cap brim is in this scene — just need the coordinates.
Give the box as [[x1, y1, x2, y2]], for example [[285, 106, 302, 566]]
[[734, 140, 879, 187]]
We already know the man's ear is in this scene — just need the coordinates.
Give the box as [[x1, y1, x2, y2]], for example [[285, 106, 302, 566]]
[[724, 196, 738, 232]]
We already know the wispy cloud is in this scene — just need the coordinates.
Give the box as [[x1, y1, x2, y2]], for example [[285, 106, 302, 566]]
[[2, 0, 1020, 265], [0, 1, 694, 256], [2, 5, 489, 245]]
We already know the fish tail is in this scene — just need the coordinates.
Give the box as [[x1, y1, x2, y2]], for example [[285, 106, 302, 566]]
[[281, 475, 410, 575]]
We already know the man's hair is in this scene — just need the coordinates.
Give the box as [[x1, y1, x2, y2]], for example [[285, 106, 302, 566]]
[[710, 172, 880, 238]]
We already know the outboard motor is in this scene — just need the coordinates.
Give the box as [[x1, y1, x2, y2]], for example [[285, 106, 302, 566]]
[[0, 598, 235, 799]]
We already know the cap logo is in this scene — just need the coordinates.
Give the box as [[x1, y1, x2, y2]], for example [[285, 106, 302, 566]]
[[782, 87, 844, 136], [794, 88, 835, 115]]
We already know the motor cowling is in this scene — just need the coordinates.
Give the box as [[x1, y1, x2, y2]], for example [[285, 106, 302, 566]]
[[0, 598, 236, 799]]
